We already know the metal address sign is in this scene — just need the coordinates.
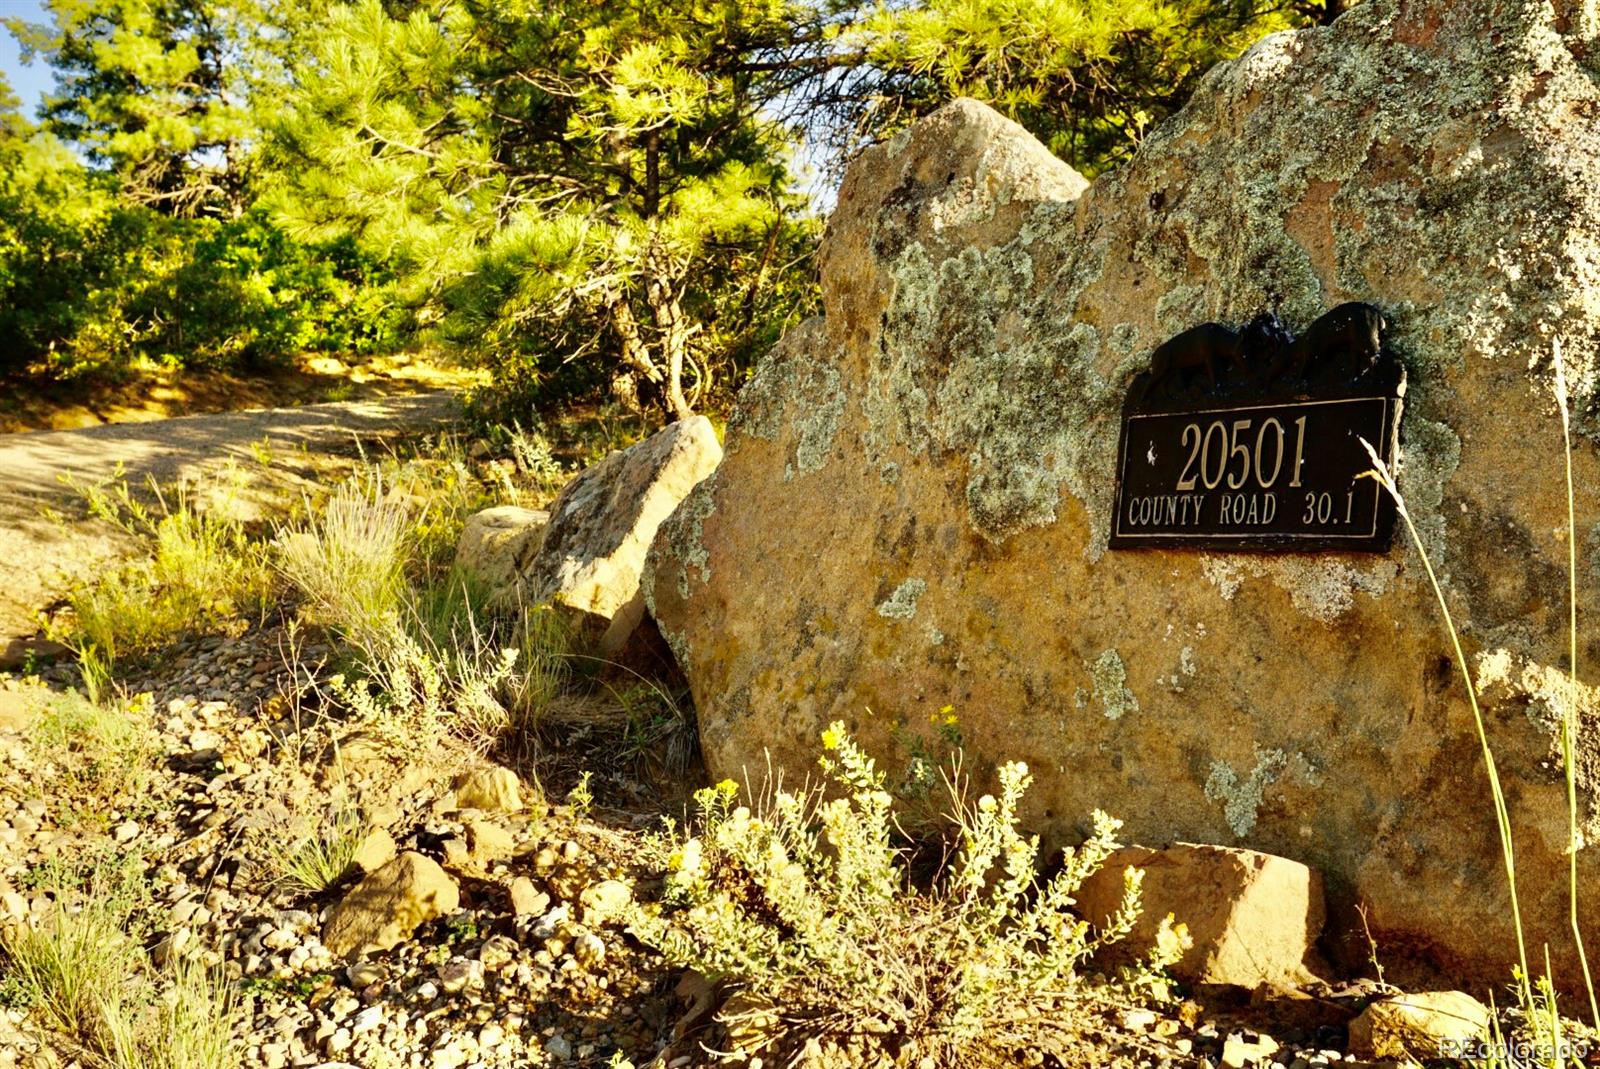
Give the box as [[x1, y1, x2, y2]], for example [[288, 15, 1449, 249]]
[[1109, 303, 1405, 552]]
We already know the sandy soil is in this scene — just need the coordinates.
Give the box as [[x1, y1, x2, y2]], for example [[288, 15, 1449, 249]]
[[0, 391, 459, 667]]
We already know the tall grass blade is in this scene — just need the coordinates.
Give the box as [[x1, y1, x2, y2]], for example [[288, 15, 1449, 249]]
[[1550, 339, 1599, 1030], [1358, 438, 1533, 1012]]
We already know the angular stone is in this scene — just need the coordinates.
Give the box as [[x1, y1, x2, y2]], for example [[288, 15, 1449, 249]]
[[508, 876, 548, 917], [1221, 1032, 1280, 1069], [350, 827, 397, 875], [322, 851, 459, 959], [465, 819, 516, 864], [453, 766, 523, 814], [577, 879, 632, 926], [530, 416, 720, 655], [1347, 991, 1491, 1061], [455, 506, 549, 604], [0, 683, 43, 733], [1076, 843, 1325, 988], [645, 3, 1600, 990]]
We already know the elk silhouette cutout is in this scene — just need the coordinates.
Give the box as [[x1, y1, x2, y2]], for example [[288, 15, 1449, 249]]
[[1137, 302, 1389, 405]]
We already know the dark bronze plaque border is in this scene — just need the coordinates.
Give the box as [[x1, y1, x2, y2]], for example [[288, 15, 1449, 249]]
[[1108, 389, 1404, 553]]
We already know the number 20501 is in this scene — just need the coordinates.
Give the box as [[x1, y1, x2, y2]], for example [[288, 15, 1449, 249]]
[[1175, 416, 1308, 492]]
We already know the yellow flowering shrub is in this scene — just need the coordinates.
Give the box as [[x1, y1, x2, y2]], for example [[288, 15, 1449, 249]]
[[628, 722, 1189, 1065]]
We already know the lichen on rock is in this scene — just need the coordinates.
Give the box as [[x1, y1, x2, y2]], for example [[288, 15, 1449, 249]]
[[1090, 649, 1138, 720], [1205, 750, 1290, 838], [876, 578, 927, 620]]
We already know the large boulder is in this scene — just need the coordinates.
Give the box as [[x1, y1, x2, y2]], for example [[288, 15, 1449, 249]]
[[529, 417, 720, 655], [646, 1, 1600, 989]]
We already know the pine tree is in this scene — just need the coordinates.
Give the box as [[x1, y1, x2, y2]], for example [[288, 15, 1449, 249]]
[[272, 0, 818, 420], [7, 0, 304, 216], [848, 0, 1306, 176]]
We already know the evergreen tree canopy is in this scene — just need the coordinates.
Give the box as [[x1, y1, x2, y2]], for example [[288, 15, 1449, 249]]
[[272, 0, 819, 418], [7, 0, 302, 216], [852, 0, 1304, 175], [0, 0, 1343, 402]]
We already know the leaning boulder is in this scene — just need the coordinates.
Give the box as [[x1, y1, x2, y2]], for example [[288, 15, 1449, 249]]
[[528, 417, 720, 655], [322, 851, 459, 959], [455, 506, 550, 603], [646, 0, 1600, 989], [1075, 843, 1326, 988]]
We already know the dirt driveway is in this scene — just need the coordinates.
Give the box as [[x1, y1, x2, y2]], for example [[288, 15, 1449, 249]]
[[0, 391, 459, 667]]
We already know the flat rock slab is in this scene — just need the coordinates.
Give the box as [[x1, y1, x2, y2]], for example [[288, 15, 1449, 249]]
[[529, 416, 720, 656]]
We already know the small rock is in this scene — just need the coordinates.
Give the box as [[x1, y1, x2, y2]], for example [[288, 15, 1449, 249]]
[[431, 1039, 469, 1069], [262, 927, 298, 951], [578, 879, 632, 925], [544, 1035, 574, 1061], [441, 837, 471, 870], [453, 766, 523, 813], [437, 957, 484, 994], [1221, 1032, 1280, 1069], [346, 962, 386, 988], [113, 821, 140, 844], [531, 904, 569, 939], [477, 935, 518, 970], [188, 729, 222, 752], [350, 827, 397, 875], [1119, 1008, 1158, 1031], [324, 1027, 352, 1055], [509, 877, 548, 917], [455, 506, 550, 604], [1347, 990, 1491, 1061], [1, 891, 29, 921], [321, 852, 460, 959], [466, 819, 516, 864], [573, 932, 606, 968]]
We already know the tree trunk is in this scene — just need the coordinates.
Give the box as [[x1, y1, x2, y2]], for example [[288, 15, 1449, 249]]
[[608, 291, 666, 416], [640, 239, 695, 421]]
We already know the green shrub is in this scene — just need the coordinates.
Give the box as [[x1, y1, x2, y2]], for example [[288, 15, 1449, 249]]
[[274, 473, 411, 657], [629, 724, 1187, 1065], [137, 211, 405, 370], [34, 691, 159, 829], [62, 481, 273, 686], [0, 133, 406, 379]]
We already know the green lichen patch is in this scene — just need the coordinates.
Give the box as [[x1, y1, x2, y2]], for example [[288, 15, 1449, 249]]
[[876, 578, 927, 620], [1204, 749, 1290, 837], [1090, 649, 1138, 720]]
